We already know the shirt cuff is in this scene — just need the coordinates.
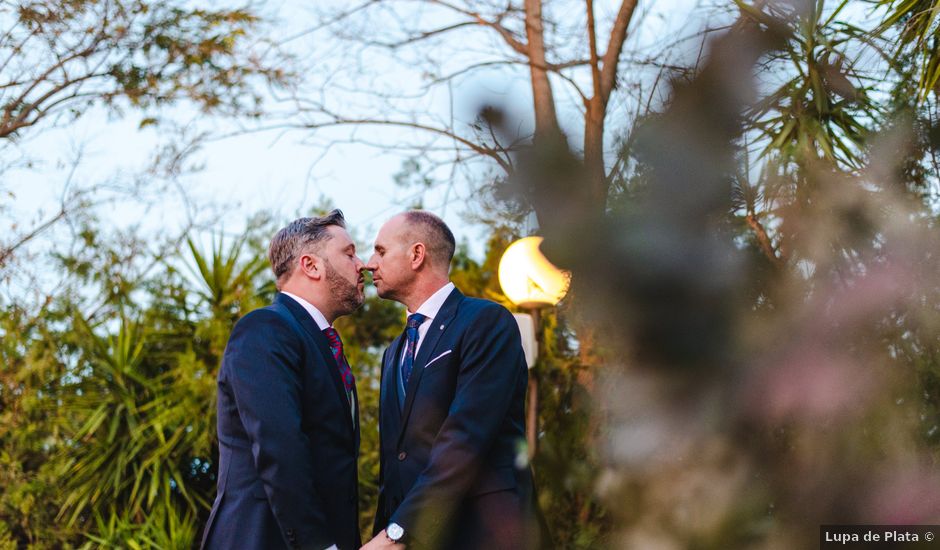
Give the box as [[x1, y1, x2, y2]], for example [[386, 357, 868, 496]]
[[322, 545, 338, 550]]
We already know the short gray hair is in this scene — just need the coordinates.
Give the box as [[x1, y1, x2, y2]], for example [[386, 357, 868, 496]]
[[268, 209, 346, 287], [402, 210, 456, 269]]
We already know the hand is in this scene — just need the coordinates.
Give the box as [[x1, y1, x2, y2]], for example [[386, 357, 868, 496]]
[[360, 529, 405, 550]]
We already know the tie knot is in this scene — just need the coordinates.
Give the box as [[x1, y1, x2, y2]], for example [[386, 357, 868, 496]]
[[407, 313, 427, 329], [322, 327, 342, 350]]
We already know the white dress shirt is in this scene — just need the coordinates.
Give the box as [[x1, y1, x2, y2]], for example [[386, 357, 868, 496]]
[[401, 281, 455, 363], [281, 291, 331, 330]]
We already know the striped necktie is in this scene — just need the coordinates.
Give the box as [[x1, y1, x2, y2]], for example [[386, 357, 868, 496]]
[[400, 313, 427, 393]]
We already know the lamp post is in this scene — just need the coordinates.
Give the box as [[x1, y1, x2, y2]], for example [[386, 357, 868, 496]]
[[498, 236, 570, 459]]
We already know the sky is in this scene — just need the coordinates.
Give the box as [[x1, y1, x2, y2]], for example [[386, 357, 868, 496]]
[[5, 0, 715, 289]]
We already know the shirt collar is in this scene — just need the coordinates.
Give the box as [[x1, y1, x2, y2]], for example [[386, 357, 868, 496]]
[[281, 291, 331, 331], [409, 282, 456, 322]]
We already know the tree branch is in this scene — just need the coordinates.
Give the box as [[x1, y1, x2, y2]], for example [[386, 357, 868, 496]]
[[233, 114, 516, 174], [0, 208, 67, 268], [599, 0, 638, 105], [428, 0, 530, 57], [745, 212, 785, 268], [1, 72, 108, 138], [315, 118, 513, 171], [586, 0, 602, 101], [361, 20, 480, 48]]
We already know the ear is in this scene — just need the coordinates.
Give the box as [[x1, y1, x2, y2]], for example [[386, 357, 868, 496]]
[[409, 242, 427, 270], [298, 252, 324, 281]]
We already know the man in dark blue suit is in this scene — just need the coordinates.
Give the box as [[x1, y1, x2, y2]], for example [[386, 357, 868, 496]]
[[362, 211, 539, 550], [201, 210, 366, 550]]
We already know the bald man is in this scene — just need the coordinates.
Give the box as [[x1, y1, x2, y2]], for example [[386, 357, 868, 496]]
[[362, 211, 539, 550]]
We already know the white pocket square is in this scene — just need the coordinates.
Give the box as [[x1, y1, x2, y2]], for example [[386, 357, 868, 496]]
[[424, 350, 452, 369]]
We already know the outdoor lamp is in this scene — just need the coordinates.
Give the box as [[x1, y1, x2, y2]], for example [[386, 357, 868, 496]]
[[497, 236, 569, 309], [498, 236, 570, 458]]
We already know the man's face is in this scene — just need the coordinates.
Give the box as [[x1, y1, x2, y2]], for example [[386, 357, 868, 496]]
[[366, 215, 412, 301], [320, 225, 365, 315]]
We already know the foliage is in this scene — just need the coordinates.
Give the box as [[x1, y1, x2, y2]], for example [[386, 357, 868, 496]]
[[877, 0, 940, 99], [0, 0, 284, 140], [0, 218, 276, 546], [0, 0, 289, 290], [508, 9, 940, 546], [743, 0, 880, 171], [5, 1, 940, 549], [0, 208, 603, 547]]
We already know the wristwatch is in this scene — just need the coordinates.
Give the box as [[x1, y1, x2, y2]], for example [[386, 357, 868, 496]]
[[386, 523, 405, 543]]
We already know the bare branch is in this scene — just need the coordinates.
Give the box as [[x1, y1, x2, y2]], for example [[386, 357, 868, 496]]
[[586, 0, 602, 100], [274, 0, 383, 48], [0, 207, 67, 268], [428, 0, 530, 57], [0, 42, 102, 135], [0, 24, 41, 77], [423, 58, 589, 103], [1, 72, 108, 138], [306, 117, 514, 172], [599, 0, 638, 105], [222, 115, 515, 173], [361, 21, 480, 48], [0, 146, 91, 269]]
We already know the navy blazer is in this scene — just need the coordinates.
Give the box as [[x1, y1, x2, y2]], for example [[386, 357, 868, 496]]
[[373, 287, 537, 549], [202, 293, 361, 550]]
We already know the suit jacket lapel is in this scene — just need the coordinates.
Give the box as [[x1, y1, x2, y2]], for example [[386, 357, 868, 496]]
[[387, 333, 406, 407], [382, 333, 405, 443], [275, 293, 354, 435], [398, 288, 463, 443]]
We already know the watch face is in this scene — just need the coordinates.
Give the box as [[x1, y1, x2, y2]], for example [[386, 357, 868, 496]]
[[387, 523, 404, 541]]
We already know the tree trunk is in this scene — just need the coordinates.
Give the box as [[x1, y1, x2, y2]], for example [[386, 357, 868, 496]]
[[524, 0, 561, 142], [583, 99, 608, 217]]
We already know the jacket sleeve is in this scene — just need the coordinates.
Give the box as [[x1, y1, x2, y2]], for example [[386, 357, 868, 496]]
[[224, 309, 334, 550], [389, 304, 527, 544]]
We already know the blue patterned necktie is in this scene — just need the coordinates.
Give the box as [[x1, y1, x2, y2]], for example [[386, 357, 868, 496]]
[[400, 313, 427, 392]]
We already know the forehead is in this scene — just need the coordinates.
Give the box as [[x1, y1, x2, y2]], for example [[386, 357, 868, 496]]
[[325, 225, 354, 247], [376, 215, 407, 242]]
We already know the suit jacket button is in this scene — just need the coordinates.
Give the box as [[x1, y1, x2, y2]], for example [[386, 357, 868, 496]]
[[397, 451, 407, 461]]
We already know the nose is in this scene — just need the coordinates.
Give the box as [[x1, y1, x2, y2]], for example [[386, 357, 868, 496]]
[[364, 255, 378, 272]]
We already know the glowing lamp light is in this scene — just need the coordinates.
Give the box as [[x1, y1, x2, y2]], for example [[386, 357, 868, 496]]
[[498, 236, 570, 309], [500, 236, 569, 457]]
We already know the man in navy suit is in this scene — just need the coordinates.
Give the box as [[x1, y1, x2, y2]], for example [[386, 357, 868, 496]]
[[201, 209, 365, 550], [362, 211, 539, 550]]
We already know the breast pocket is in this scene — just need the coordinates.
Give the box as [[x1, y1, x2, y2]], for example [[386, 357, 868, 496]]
[[422, 349, 453, 371], [418, 351, 456, 387]]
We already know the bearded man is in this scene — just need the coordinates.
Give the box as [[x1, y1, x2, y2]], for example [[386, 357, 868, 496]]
[[202, 209, 366, 550]]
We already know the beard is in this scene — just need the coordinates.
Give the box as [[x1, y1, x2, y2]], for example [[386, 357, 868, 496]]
[[325, 259, 364, 315]]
